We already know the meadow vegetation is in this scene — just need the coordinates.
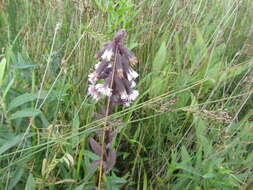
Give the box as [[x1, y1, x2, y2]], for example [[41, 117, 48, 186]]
[[0, 0, 253, 189]]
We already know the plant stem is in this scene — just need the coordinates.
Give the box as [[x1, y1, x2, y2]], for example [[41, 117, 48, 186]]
[[97, 47, 118, 190]]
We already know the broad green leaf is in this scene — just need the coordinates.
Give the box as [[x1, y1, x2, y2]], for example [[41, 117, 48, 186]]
[[25, 173, 35, 190], [177, 164, 202, 177], [83, 150, 100, 160], [0, 57, 6, 86], [8, 167, 24, 190], [150, 41, 169, 97], [0, 133, 32, 155], [105, 175, 127, 190], [8, 92, 47, 111], [73, 184, 84, 190], [152, 41, 167, 74], [143, 170, 148, 190], [181, 146, 191, 164], [3, 78, 14, 99], [203, 172, 216, 179], [10, 52, 37, 69], [9, 108, 41, 120], [11, 64, 37, 69]]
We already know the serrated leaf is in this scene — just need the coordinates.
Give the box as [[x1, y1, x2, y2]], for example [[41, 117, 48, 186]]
[[9, 108, 41, 120], [89, 137, 102, 156]]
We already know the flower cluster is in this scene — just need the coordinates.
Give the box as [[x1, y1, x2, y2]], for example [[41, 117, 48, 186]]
[[88, 29, 139, 107]]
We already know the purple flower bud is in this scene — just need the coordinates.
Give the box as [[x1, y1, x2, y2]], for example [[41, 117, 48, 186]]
[[114, 29, 126, 43]]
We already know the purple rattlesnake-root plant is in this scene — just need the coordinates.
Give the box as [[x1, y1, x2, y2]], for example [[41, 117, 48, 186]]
[[87, 29, 138, 188]]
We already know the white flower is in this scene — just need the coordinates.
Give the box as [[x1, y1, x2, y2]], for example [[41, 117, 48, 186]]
[[129, 90, 139, 101], [124, 101, 130, 107], [101, 49, 113, 61], [88, 72, 98, 84], [120, 91, 128, 100], [88, 85, 102, 101], [127, 68, 138, 81], [130, 81, 136, 88], [96, 83, 112, 96], [94, 62, 101, 69]]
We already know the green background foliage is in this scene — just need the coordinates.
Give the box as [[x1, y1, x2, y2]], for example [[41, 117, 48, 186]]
[[0, 0, 253, 189]]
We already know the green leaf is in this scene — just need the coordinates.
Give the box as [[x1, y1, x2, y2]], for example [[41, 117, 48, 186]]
[[93, 0, 106, 12], [105, 175, 127, 190], [203, 172, 216, 179], [73, 184, 84, 190], [72, 115, 80, 147], [177, 164, 202, 177], [8, 92, 47, 111], [9, 108, 41, 120], [0, 57, 7, 86], [11, 52, 37, 69], [181, 146, 191, 164], [8, 167, 25, 189], [0, 133, 32, 155], [152, 41, 167, 75], [143, 170, 148, 190], [83, 150, 100, 161], [150, 41, 169, 97], [25, 173, 35, 190], [3, 78, 14, 99]]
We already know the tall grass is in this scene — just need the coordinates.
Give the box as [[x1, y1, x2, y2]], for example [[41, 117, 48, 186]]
[[0, 0, 253, 189]]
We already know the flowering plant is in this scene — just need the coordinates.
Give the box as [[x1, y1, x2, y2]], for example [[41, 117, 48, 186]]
[[87, 29, 139, 189]]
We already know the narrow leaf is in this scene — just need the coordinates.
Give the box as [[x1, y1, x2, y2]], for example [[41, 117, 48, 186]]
[[0, 57, 6, 86], [25, 173, 35, 190], [73, 184, 84, 190], [8, 167, 25, 189], [0, 133, 32, 155], [8, 92, 47, 111], [9, 108, 41, 120]]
